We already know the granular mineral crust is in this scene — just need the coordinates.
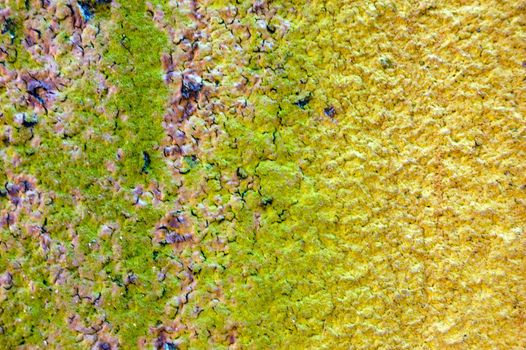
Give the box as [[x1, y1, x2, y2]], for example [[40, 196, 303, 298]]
[[0, 0, 524, 349]]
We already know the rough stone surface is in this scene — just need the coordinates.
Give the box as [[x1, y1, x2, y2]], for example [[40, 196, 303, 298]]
[[0, 0, 524, 349]]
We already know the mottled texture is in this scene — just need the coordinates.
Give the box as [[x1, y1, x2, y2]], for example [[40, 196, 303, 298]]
[[0, 0, 525, 349]]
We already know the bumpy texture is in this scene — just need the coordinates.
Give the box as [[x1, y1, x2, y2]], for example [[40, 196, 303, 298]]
[[0, 0, 525, 349]]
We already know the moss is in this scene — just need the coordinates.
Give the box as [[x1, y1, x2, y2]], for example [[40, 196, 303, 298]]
[[1, 1, 173, 348]]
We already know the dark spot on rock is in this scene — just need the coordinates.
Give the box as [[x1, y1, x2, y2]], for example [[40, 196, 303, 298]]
[[1, 18, 16, 43], [229, 334, 236, 344], [27, 80, 50, 96], [266, 24, 276, 34], [126, 273, 138, 285], [98, 342, 111, 350], [236, 167, 248, 179], [181, 80, 203, 99], [119, 34, 131, 53], [522, 61, 526, 68], [324, 106, 336, 117], [141, 151, 151, 174], [112, 275, 124, 287], [21, 180, 31, 191], [294, 95, 311, 109], [77, 2, 93, 21], [163, 342, 178, 350], [26, 80, 51, 113], [380, 57, 394, 69], [22, 114, 38, 128], [1, 18, 14, 35], [77, 0, 112, 21], [183, 155, 198, 168], [261, 196, 273, 206]]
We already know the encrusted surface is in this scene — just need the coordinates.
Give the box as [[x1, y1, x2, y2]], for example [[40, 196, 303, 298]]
[[0, 0, 525, 349]]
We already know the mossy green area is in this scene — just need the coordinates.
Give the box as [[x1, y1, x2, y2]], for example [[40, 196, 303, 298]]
[[0, 1, 177, 348]]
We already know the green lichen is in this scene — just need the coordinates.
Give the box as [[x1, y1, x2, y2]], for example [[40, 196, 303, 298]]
[[1, 1, 173, 348]]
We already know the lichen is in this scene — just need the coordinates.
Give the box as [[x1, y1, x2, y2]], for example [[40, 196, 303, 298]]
[[1, 0, 525, 349]]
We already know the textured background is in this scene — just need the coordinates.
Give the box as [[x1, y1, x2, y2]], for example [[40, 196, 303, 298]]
[[0, 0, 525, 349]]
